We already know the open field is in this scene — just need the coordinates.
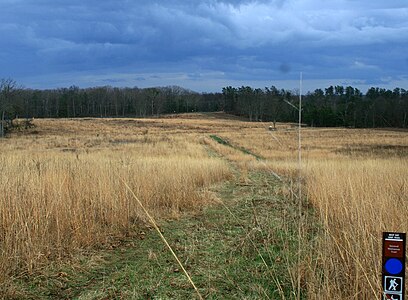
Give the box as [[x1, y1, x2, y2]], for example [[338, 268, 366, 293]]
[[0, 115, 235, 287], [203, 120, 408, 298], [1, 113, 407, 298]]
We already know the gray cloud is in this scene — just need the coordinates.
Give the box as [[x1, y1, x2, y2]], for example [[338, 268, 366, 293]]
[[0, 0, 407, 91]]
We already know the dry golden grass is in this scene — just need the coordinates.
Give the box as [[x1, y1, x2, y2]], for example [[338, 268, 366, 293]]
[[1, 113, 407, 299], [215, 124, 408, 299], [305, 158, 408, 298], [0, 115, 232, 283]]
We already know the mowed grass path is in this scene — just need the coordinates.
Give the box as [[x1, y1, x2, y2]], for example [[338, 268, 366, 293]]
[[9, 170, 303, 299]]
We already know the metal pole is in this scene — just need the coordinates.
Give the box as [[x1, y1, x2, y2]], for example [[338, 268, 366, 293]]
[[299, 72, 302, 186], [297, 72, 302, 300], [299, 72, 302, 200]]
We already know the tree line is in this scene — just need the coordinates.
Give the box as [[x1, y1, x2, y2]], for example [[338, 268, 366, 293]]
[[1, 78, 407, 128], [0, 79, 222, 120], [222, 85, 408, 128]]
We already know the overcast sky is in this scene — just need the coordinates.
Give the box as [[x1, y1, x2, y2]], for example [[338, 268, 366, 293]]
[[1, 0, 407, 92]]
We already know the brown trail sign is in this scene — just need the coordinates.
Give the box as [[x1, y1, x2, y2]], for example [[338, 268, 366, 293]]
[[383, 232, 406, 300]]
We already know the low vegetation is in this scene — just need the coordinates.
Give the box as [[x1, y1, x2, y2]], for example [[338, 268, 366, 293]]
[[0, 113, 407, 298]]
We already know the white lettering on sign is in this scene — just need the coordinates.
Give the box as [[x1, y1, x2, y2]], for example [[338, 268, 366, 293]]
[[386, 233, 403, 241]]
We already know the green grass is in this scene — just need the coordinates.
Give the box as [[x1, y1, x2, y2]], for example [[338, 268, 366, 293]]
[[4, 169, 309, 299], [209, 135, 263, 160]]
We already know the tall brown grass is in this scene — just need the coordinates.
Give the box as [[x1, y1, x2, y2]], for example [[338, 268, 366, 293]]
[[305, 158, 408, 298], [219, 125, 408, 298], [0, 117, 231, 283], [1, 114, 407, 299]]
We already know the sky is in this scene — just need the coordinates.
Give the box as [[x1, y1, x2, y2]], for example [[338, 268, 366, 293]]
[[0, 0, 407, 93]]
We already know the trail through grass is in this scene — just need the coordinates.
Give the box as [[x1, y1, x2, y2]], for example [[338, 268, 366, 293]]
[[6, 169, 305, 299], [209, 134, 264, 160], [3, 115, 407, 299]]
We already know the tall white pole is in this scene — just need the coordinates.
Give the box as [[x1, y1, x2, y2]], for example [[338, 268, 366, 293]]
[[299, 72, 302, 184], [297, 72, 302, 300], [299, 72, 302, 201]]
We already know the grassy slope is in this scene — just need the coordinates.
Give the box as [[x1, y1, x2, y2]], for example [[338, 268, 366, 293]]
[[6, 169, 305, 300]]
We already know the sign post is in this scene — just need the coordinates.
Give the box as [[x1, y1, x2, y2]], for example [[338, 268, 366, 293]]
[[383, 232, 406, 300]]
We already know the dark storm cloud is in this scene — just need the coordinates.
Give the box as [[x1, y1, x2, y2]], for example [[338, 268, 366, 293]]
[[0, 0, 407, 91]]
